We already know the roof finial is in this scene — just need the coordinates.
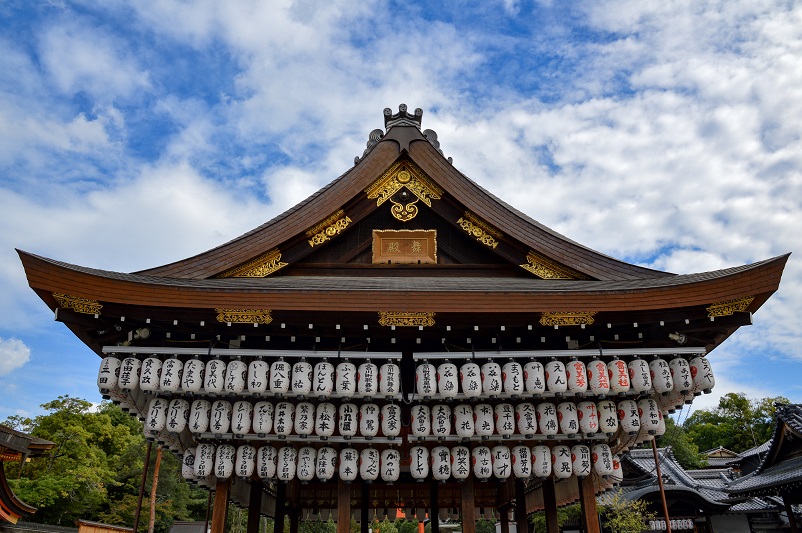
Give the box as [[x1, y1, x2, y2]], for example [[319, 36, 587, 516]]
[[383, 104, 423, 130]]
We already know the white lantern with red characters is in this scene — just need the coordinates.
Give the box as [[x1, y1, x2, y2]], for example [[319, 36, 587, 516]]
[[335, 361, 357, 397], [297, 447, 317, 482], [188, 400, 211, 433], [617, 400, 641, 435], [516, 403, 537, 437], [379, 362, 400, 396], [689, 356, 715, 394], [474, 404, 495, 438], [315, 402, 336, 438], [313, 361, 334, 397], [481, 362, 502, 396], [451, 446, 471, 480], [460, 362, 482, 398], [410, 446, 430, 481], [551, 445, 572, 479], [545, 360, 568, 394], [316, 447, 337, 481], [292, 361, 313, 396], [225, 359, 247, 394], [472, 446, 493, 480], [357, 361, 378, 397], [253, 401, 274, 435], [577, 401, 599, 436], [416, 362, 436, 397], [524, 361, 546, 394], [247, 359, 269, 393], [566, 359, 588, 395], [411, 405, 431, 438], [532, 445, 551, 478], [596, 400, 619, 436], [140, 357, 162, 392], [97, 356, 121, 392], [607, 359, 630, 394], [210, 400, 232, 435], [380, 448, 400, 483], [502, 361, 524, 395], [610, 454, 623, 484], [437, 362, 459, 398], [669, 357, 693, 393], [215, 444, 235, 478], [655, 409, 666, 437], [649, 358, 674, 394], [166, 398, 189, 433], [273, 401, 294, 437], [277, 446, 297, 481], [270, 360, 291, 394], [491, 445, 512, 479], [236, 445, 256, 478], [454, 404, 475, 438], [203, 359, 225, 393], [571, 445, 592, 478], [536, 402, 559, 437], [338, 403, 358, 438], [512, 445, 532, 478], [381, 404, 401, 438], [257, 446, 277, 479], [432, 446, 451, 481], [119, 357, 142, 391], [557, 402, 579, 436], [587, 359, 610, 395], [494, 404, 515, 437], [592, 444, 614, 476], [628, 358, 652, 393], [231, 401, 253, 435]]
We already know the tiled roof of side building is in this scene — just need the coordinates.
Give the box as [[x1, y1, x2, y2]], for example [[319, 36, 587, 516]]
[[727, 455, 802, 494]]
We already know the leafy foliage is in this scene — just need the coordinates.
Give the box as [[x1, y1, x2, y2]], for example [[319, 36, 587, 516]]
[[530, 503, 581, 533], [600, 490, 656, 533], [651, 417, 707, 469]]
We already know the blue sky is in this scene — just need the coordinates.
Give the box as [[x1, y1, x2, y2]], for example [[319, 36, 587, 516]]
[[1, 0, 801, 420]]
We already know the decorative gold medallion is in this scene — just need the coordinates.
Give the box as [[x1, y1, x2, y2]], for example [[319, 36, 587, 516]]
[[539, 311, 597, 327], [218, 248, 288, 278], [378, 312, 436, 327], [52, 293, 103, 315], [706, 296, 754, 317], [306, 210, 352, 247], [215, 308, 273, 324], [365, 161, 443, 222], [456, 211, 501, 249], [519, 250, 589, 280]]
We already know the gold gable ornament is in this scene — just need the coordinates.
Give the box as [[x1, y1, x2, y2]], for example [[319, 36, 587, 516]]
[[456, 211, 502, 249], [519, 250, 589, 280], [365, 161, 443, 222], [306, 210, 352, 247], [218, 248, 288, 278], [215, 308, 273, 325], [540, 311, 597, 327], [378, 312, 436, 327], [706, 296, 754, 317], [52, 293, 103, 315]]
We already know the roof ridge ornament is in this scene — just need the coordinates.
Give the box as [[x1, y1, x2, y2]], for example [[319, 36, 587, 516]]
[[384, 103, 423, 130]]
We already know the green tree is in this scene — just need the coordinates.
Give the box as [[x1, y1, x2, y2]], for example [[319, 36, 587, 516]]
[[600, 490, 656, 533], [530, 503, 581, 533], [476, 518, 496, 533], [396, 518, 418, 533], [651, 417, 706, 469]]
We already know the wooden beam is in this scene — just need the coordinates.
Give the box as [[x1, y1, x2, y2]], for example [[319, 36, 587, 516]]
[[499, 506, 509, 533], [461, 477, 476, 533], [361, 483, 370, 533], [337, 479, 351, 533], [275, 482, 287, 533], [211, 477, 231, 533], [430, 480, 440, 533], [515, 480, 529, 533], [247, 480, 262, 533], [542, 479, 559, 533], [578, 476, 600, 533], [785, 495, 800, 533], [290, 507, 300, 533]]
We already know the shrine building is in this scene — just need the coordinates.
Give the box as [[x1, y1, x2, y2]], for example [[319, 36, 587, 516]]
[[17, 105, 788, 533]]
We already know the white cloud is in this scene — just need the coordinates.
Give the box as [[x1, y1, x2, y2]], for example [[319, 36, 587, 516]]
[[0, 338, 31, 376]]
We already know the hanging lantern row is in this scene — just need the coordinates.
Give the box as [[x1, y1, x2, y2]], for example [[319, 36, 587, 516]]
[[143, 396, 665, 441], [181, 443, 623, 484], [98, 356, 405, 398]]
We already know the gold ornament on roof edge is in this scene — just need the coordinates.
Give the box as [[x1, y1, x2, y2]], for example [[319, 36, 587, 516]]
[[456, 211, 501, 249], [52, 293, 103, 315], [218, 248, 288, 278], [215, 308, 273, 324], [306, 210, 352, 247], [378, 311, 436, 327], [519, 250, 589, 280], [539, 311, 597, 327], [706, 296, 754, 317]]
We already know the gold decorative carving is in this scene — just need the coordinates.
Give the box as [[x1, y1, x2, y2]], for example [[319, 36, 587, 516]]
[[365, 161, 443, 222], [215, 308, 273, 324], [218, 248, 288, 278], [706, 296, 754, 317], [456, 211, 501, 249], [52, 293, 103, 315], [372, 229, 437, 264], [306, 210, 352, 247], [539, 311, 597, 327], [519, 250, 589, 280], [378, 311, 436, 327]]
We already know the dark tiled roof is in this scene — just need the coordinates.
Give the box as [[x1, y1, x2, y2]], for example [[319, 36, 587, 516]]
[[0, 425, 54, 456], [727, 455, 802, 495], [777, 403, 802, 435]]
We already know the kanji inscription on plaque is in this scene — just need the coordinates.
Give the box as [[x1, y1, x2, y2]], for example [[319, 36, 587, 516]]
[[372, 230, 437, 264]]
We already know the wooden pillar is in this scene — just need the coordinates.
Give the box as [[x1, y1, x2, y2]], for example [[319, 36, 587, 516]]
[[784, 495, 800, 533], [578, 475, 600, 533], [337, 479, 351, 533], [430, 480, 439, 533], [361, 483, 370, 533], [247, 480, 263, 533], [651, 439, 672, 533], [542, 478, 559, 533], [515, 480, 529, 533], [461, 476, 476, 533], [499, 506, 510, 533], [290, 508, 300, 533], [289, 479, 301, 533], [275, 482, 287, 533], [133, 441, 153, 533], [211, 477, 231, 533]]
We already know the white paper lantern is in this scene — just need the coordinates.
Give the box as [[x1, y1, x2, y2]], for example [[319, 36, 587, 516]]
[[215, 444, 235, 478], [587, 359, 610, 395], [357, 361, 378, 396], [569, 445, 591, 478], [454, 404, 475, 438], [545, 360, 568, 394], [277, 446, 297, 481], [628, 358, 652, 393], [253, 401, 274, 434], [502, 361, 524, 395], [379, 362, 400, 396], [155, 357, 180, 392], [577, 401, 599, 436], [415, 362, 437, 396], [649, 358, 674, 394], [638, 398, 661, 435], [312, 361, 334, 397], [460, 362, 482, 398], [315, 402, 337, 438], [236, 445, 256, 478], [257, 446, 277, 479], [232, 401, 253, 435], [247, 359, 269, 393], [291, 361, 313, 396], [512, 445, 532, 478], [410, 405, 431, 438], [557, 402, 579, 436], [359, 403, 380, 438], [181, 358, 204, 393], [592, 444, 614, 476], [437, 362, 459, 398], [536, 402, 559, 437], [189, 399, 211, 433], [316, 447, 337, 481], [181, 448, 196, 480], [655, 409, 666, 437], [223, 359, 246, 394], [609, 454, 623, 484], [210, 400, 232, 434], [294, 402, 315, 436], [118, 357, 142, 391], [566, 359, 588, 395], [617, 400, 641, 435], [146, 397, 168, 433], [166, 398, 189, 433], [140, 357, 162, 392], [531, 445, 551, 478], [596, 400, 619, 436], [481, 362, 502, 396], [203, 359, 226, 393], [339, 448, 359, 481], [524, 361, 546, 394], [335, 361, 357, 397], [607, 359, 630, 394], [515, 403, 537, 437], [551, 445, 572, 479], [97, 356, 121, 391], [450, 446, 471, 480], [432, 404, 452, 439], [297, 447, 317, 482], [472, 446, 493, 480], [659, 388, 684, 414], [474, 404, 494, 438], [494, 404, 515, 437], [359, 448, 380, 481], [194, 443, 215, 477], [381, 404, 402, 438], [338, 403, 358, 438], [270, 360, 291, 394], [690, 356, 715, 394], [491, 445, 512, 479], [380, 448, 401, 482], [274, 401, 294, 437], [410, 446, 430, 481], [432, 446, 451, 481], [669, 357, 693, 393]]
